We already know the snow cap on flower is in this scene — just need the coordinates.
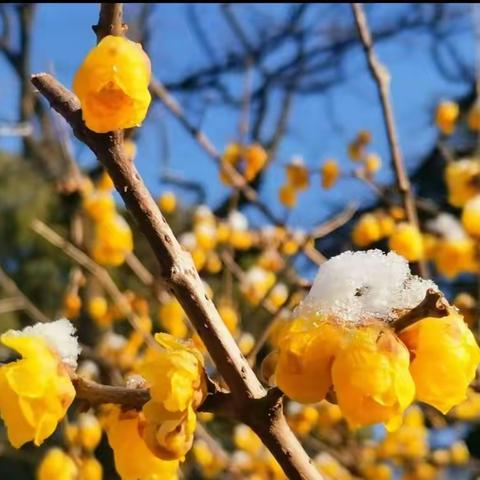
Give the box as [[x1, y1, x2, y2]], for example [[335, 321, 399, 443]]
[[300, 250, 437, 323], [228, 210, 249, 231], [11, 319, 80, 368]]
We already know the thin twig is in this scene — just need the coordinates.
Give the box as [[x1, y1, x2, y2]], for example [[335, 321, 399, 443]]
[[351, 3, 427, 278], [31, 219, 156, 349], [392, 289, 449, 333], [73, 377, 149, 409], [0, 265, 50, 323]]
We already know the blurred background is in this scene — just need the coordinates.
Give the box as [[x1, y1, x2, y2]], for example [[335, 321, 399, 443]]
[[2, 3, 480, 479]]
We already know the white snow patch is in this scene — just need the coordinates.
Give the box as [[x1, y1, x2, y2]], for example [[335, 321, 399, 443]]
[[427, 213, 466, 240], [299, 250, 437, 323], [11, 318, 80, 368], [228, 211, 249, 231]]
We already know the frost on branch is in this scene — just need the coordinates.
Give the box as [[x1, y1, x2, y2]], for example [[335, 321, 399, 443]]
[[300, 250, 437, 323], [12, 318, 80, 368]]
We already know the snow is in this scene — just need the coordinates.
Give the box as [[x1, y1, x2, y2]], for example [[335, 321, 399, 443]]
[[427, 213, 466, 240], [299, 250, 437, 323], [228, 211, 248, 230], [12, 318, 80, 368]]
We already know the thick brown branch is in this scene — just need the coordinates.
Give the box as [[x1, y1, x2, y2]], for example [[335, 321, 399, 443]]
[[92, 3, 126, 42], [351, 3, 427, 278], [393, 289, 449, 333]]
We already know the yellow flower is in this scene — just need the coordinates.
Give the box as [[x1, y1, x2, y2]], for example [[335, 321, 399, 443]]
[[138, 334, 206, 460], [279, 183, 297, 208], [352, 214, 382, 247], [83, 190, 116, 222], [377, 407, 428, 461], [468, 104, 480, 131], [422, 233, 438, 260], [364, 153, 381, 175], [332, 325, 415, 430], [287, 403, 319, 436], [435, 100, 459, 135], [403, 463, 437, 480], [462, 194, 480, 237], [316, 401, 343, 429], [244, 143, 268, 181], [103, 406, 179, 480], [268, 283, 289, 309], [91, 214, 133, 266], [88, 296, 108, 322], [321, 159, 340, 189], [399, 310, 480, 414], [242, 267, 276, 305], [377, 214, 395, 237], [97, 170, 114, 191], [230, 229, 254, 250], [388, 223, 424, 262], [451, 388, 480, 420], [194, 222, 218, 251], [450, 441, 470, 465], [363, 463, 392, 480], [433, 238, 477, 279], [234, 424, 263, 456], [389, 206, 406, 221], [445, 159, 480, 207], [63, 292, 82, 319], [218, 302, 239, 333], [193, 439, 225, 478], [158, 297, 188, 339], [238, 332, 255, 356], [158, 191, 177, 214], [73, 35, 151, 133], [275, 319, 343, 404], [77, 412, 102, 451], [79, 457, 103, 480], [348, 139, 364, 162], [286, 159, 309, 191], [205, 252, 222, 273], [358, 130, 372, 144], [0, 332, 76, 448], [219, 142, 242, 185], [37, 448, 78, 480], [314, 452, 353, 480]]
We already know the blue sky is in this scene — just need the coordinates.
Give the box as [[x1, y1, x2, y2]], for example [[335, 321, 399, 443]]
[[0, 4, 476, 231]]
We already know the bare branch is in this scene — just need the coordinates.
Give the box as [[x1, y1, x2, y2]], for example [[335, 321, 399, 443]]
[[92, 3, 126, 42], [0, 265, 50, 324], [31, 219, 156, 349], [351, 3, 427, 277], [73, 377, 149, 409]]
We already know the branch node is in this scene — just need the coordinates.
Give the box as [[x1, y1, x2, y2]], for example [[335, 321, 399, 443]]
[[393, 288, 449, 333]]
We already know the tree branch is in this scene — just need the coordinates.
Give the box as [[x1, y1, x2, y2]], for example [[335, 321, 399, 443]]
[[392, 288, 449, 333], [351, 3, 427, 278], [92, 3, 126, 42], [0, 265, 50, 324], [73, 377, 149, 409]]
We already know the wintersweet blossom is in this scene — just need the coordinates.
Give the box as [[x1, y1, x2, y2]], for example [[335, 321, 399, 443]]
[[73, 35, 151, 133], [0, 319, 79, 447]]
